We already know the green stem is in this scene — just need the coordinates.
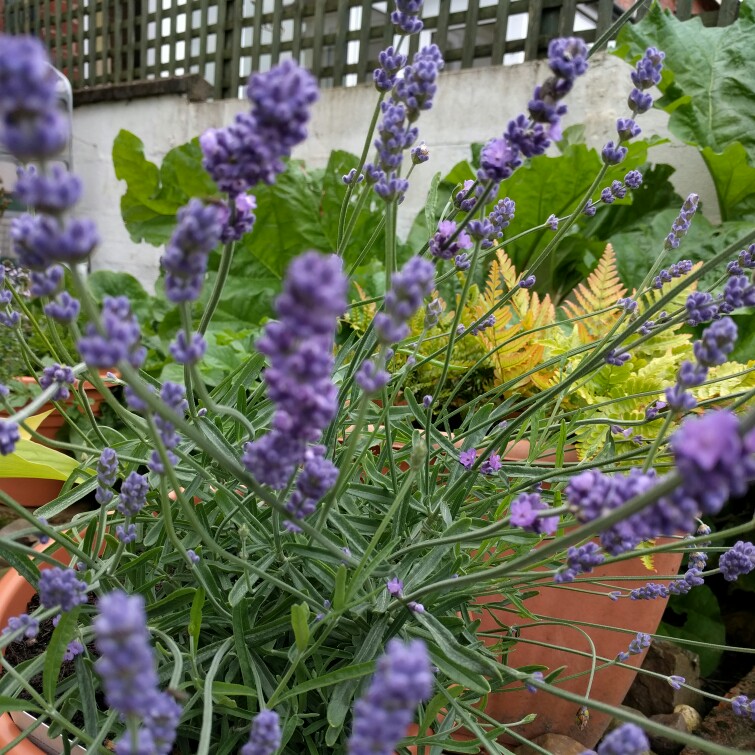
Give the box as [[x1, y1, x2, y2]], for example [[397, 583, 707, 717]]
[[199, 237, 236, 336]]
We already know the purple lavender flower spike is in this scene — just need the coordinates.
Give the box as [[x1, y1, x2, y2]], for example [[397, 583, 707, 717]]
[[78, 296, 144, 369], [376, 256, 435, 345], [95, 447, 118, 505], [510, 492, 559, 535], [347, 639, 433, 755], [95, 591, 181, 754], [459, 448, 477, 469], [243, 252, 347, 487], [15, 165, 83, 215], [605, 349, 630, 367], [394, 45, 444, 121], [201, 60, 317, 195], [11, 213, 99, 269], [596, 723, 650, 755], [170, 331, 207, 365], [624, 170, 643, 189], [284, 445, 338, 531], [665, 194, 698, 250], [374, 46, 407, 92], [0, 420, 20, 455], [0, 35, 69, 160], [162, 199, 225, 303], [118, 472, 149, 517], [187, 550, 200, 565], [719, 541, 755, 582], [38, 567, 88, 612], [44, 291, 80, 323], [430, 220, 473, 261], [520, 275, 537, 289], [240, 709, 282, 755], [693, 317, 737, 368], [39, 363, 75, 401], [391, 0, 424, 34], [3, 613, 39, 639], [672, 410, 755, 516], [30, 265, 64, 297]]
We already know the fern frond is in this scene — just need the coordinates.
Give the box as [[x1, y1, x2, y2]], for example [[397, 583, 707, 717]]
[[562, 244, 626, 340]]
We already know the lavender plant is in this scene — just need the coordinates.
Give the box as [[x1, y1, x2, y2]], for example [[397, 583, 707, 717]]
[[0, 7, 754, 755]]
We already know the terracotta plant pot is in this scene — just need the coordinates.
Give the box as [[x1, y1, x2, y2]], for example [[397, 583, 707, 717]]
[[471, 547, 683, 749], [2, 374, 115, 442], [0, 478, 64, 509], [0, 543, 87, 754], [431, 440, 679, 749]]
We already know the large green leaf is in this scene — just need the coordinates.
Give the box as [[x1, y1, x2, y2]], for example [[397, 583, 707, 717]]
[[0, 439, 82, 480], [113, 130, 218, 245], [615, 1, 755, 163], [611, 209, 754, 290], [233, 160, 332, 279], [701, 143, 755, 221]]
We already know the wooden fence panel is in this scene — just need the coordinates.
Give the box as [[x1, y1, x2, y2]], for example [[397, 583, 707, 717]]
[[2, 0, 741, 100]]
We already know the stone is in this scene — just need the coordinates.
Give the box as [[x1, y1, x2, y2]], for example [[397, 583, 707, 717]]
[[624, 639, 703, 715], [673, 705, 701, 733], [606, 706, 648, 734], [517, 733, 587, 755], [680, 665, 755, 755], [648, 712, 689, 755]]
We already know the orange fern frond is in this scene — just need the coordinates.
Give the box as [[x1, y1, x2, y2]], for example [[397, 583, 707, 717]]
[[562, 244, 626, 341], [477, 250, 557, 393]]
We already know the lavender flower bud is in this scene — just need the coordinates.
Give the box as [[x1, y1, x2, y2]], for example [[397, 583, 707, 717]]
[[510, 492, 559, 535], [719, 541, 755, 582], [15, 165, 82, 215], [240, 709, 281, 755], [597, 723, 650, 755], [616, 117, 641, 142], [3, 613, 39, 639], [118, 472, 149, 517], [116, 524, 137, 544], [411, 141, 429, 164], [347, 639, 433, 755], [39, 363, 75, 400], [38, 567, 88, 612], [284, 445, 338, 531], [170, 331, 207, 365], [162, 199, 224, 303], [96, 447, 119, 504], [672, 410, 755, 516], [356, 359, 390, 394], [693, 317, 737, 368], [78, 296, 144, 369], [376, 256, 435, 344], [665, 193, 699, 250], [44, 291, 80, 323], [374, 46, 407, 92], [0, 420, 20, 455], [29, 264, 64, 297], [601, 141, 628, 166]]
